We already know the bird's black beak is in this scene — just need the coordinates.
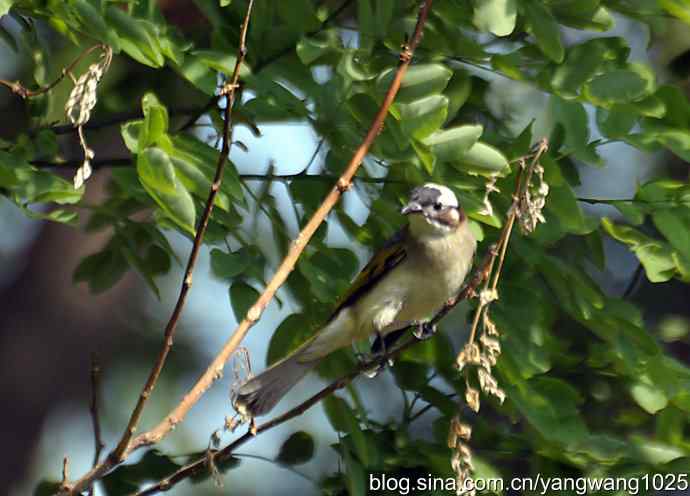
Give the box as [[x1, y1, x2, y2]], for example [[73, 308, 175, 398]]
[[401, 201, 423, 215]]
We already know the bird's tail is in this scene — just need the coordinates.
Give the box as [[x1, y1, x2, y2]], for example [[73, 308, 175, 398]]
[[233, 344, 319, 417]]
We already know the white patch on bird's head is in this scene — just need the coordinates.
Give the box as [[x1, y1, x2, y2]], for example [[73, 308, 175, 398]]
[[404, 183, 463, 239], [422, 183, 458, 208]]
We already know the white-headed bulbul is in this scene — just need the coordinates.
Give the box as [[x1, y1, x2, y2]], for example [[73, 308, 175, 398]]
[[234, 183, 477, 417]]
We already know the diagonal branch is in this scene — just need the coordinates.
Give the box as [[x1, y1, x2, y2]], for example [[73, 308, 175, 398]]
[[132, 257, 492, 496], [62, 2, 256, 495], [125, 0, 435, 458]]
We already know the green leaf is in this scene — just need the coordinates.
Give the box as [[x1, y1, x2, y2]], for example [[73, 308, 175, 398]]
[[398, 95, 449, 140], [229, 281, 260, 322], [267, 313, 315, 366], [171, 134, 244, 204], [602, 218, 677, 282], [102, 450, 182, 495], [505, 376, 588, 447], [137, 147, 176, 194], [612, 200, 645, 225], [297, 30, 340, 65], [596, 105, 638, 138], [584, 63, 656, 106], [411, 139, 435, 174], [276, 431, 315, 465], [472, 0, 517, 36], [20, 206, 78, 225], [552, 1, 614, 31], [357, 0, 375, 52], [210, 248, 251, 280], [297, 247, 358, 305], [121, 120, 143, 153], [190, 49, 251, 77], [323, 395, 371, 467], [337, 49, 379, 81], [551, 37, 629, 98], [551, 96, 601, 164], [105, 6, 164, 67], [33, 480, 61, 496], [73, 0, 121, 52], [658, 315, 690, 343], [0, 1, 14, 17], [74, 242, 129, 293], [322, 395, 354, 432], [343, 447, 366, 496], [139, 93, 169, 150], [137, 148, 196, 234], [376, 64, 452, 103], [454, 141, 510, 176], [423, 124, 483, 163], [601, 217, 649, 246], [443, 71, 472, 123], [630, 436, 685, 465], [11, 166, 83, 204], [276, 0, 319, 34], [547, 182, 593, 235], [653, 209, 690, 255], [630, 380, 668, 414], [522, 0, 564, 62], [392, 361, 429, 391]]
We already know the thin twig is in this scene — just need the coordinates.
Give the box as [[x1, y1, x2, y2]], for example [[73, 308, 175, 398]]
[[0, 44, 105, 99], [88, 354, 104, 496], [132, 257, 490, 496], [63, 3, 256, 495], [59, 457, 71, 493], [124, 0, 434, 459], [466, 140, 548, 345]]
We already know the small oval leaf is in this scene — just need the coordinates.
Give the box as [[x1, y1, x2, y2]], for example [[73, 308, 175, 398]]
[[276, 431, 315, 465], [423, 124, 483, 163]]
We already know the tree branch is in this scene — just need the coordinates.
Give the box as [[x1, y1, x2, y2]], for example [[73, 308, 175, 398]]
[[122, 0, 434, 460], [62, 2, 256, 494]]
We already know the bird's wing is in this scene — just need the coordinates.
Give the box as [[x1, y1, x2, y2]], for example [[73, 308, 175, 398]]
[[329, 225, 408, 318]]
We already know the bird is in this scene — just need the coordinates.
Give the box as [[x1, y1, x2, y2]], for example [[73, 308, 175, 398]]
[[233, 183, 477, 417]]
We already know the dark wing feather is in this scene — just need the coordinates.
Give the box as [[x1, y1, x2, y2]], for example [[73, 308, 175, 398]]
[[329, 225, 408, 319]]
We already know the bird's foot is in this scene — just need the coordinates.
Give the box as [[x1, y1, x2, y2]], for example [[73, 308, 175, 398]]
[[357, 343, 394, 378], [413, 322, 436, 340]]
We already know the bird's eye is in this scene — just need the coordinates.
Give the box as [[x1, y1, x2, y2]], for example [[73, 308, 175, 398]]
[[433, 202, 443, 211]]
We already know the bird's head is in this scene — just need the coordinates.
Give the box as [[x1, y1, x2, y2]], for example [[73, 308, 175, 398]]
[[401, 183, 465, 238]]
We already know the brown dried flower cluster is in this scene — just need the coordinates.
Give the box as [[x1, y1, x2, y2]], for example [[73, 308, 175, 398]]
[[448, 416, 475, 495], [64, 45, 112, 189], [478, 173, 500, 218], [516, 140, 550, 234], [449, 139, 549, 493]]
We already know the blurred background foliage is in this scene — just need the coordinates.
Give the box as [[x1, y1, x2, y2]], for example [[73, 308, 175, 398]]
[[1, 0, 690, 495]]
